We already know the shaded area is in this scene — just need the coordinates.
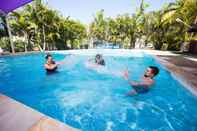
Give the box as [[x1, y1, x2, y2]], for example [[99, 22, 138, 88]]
[[188, 24, 197, 33]]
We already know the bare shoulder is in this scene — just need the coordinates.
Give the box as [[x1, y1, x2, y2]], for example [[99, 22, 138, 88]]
[[143, 78, 155, 86], [147, 78, 155, 85], [44, 63, 49, 68]]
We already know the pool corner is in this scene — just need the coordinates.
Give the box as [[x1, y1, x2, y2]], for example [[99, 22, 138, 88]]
[[0, 93, 79, 131]]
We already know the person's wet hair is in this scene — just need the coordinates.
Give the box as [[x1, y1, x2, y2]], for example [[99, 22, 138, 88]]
[[96, 54, 101, 59], [45, 53, 52, 59], [95, 54, 105, 66], [149, 66, 159, 77]]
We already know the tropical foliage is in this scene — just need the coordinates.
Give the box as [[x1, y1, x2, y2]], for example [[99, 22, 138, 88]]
[[0, 0, 196, 52], [89, 0, 197, 50], [0, 0, 87, 52]]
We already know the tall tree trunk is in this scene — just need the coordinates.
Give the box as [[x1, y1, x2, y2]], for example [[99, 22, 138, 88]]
[[24, 32, 28, 52], [24, 43, 27, 52], [46, 42, 49, 51], [38, 44, 43, 52], [65, 40, 69, 49], [28, 35, 32, 51], [5, 16, 15, 53], [129, 35, 134, 49], [34, 27, 43, 52], [71, 40, 74, 49], [42, 25, 46, 51]]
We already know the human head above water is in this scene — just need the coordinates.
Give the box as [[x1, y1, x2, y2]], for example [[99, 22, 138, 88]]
[[144, 66, 159, 78], [45, 53, 52, 59], [45, 54, 53, 62], [95, 54, 102, 60]]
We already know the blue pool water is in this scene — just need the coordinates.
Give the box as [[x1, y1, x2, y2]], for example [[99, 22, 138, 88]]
[[0, 52, 197, 131]]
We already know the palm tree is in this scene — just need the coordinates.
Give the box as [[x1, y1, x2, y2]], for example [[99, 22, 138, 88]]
[[10, 11, 37, 52], [4, 15, 15, 53], [155, 0, 197, 50], [89, 10, 107, 43]]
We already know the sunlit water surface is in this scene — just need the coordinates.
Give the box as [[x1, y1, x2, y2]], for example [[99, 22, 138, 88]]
[[0, 52, 197, 131]]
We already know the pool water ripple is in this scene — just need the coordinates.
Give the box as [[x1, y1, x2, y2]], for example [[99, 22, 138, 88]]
[[0, 52, 197, 131]]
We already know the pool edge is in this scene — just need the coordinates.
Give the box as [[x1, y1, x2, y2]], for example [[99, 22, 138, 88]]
[[153, 55, 197, 96], [0, 93, 80, 131]]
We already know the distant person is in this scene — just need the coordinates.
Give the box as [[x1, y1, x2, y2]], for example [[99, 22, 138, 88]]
[[86, 54, 106, 68], [85, 54, 107, 73], [123, 66, 159, 96], [85, 54, 126, 77], [95, 54, 105, 66], [44, 53, 62, 72]]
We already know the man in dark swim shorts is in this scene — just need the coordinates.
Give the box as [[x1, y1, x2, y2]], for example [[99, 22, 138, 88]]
[[123, 66, 159, 96]]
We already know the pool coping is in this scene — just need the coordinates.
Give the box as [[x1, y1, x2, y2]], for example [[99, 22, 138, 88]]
[[0, 93, 80, 131], [139, 50, 197, 96], [154, 55, 197, 96]]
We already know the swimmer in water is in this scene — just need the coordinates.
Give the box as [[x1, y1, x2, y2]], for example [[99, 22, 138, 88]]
[[44, 53, 62, 72], [123, 66, 159, 96], [95, 54, 105, 66], [86, 54, 125, 77], [85, 54, 106, 70]]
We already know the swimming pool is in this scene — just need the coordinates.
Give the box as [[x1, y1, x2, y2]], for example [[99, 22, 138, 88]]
[[0, 50, 197, 131]]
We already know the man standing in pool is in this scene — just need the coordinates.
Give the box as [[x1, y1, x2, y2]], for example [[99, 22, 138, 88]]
[[123, 66, 159, 95], [44, 53, 62, 72]]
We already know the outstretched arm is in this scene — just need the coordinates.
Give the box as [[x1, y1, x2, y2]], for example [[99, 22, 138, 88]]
[[122, 70, 129, 80], [123, 70, 153, 87], [55, 61, 64, 65]]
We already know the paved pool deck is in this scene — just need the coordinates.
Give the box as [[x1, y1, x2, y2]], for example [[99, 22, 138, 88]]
[[0, 94, 79, 131]]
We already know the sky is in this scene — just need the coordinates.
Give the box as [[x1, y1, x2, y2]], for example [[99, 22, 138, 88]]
[[44, 0, 175, 24]]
